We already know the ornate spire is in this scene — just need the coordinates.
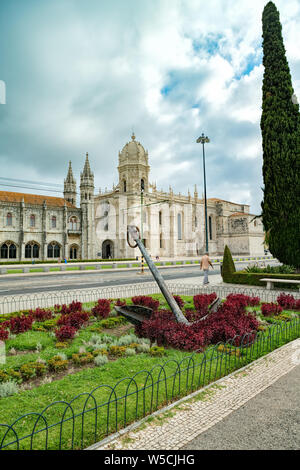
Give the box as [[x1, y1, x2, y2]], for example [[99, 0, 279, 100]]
[[82, 152, 93, 178], [65, 161, 76, 184]]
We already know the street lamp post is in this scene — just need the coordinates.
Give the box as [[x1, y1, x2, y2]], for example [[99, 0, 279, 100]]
[[140, 180, 145, 274], [196, 133, 210, 253]]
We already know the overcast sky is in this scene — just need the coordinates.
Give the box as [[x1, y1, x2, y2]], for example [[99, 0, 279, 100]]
[[0, 0, 299, 213]]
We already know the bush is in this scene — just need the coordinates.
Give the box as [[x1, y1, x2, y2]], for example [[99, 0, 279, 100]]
[[72, 352, 94, 365], [0, 328, 9, 341], [0, 381, 19, 398], [124, 348, 136, 357], [222, 245, 236, 281], [136, 300, 259, 351], [99, 316, 127, 329], [172, 295, 184, 309], [29, 308, 53, 322], [59, 301, 83, 315], [115, 299, 126, 307], [224, 271, 300, 288], [277, 293, 296, 310], [20, 363, 37, 380], [193, 293, 217, 313], [226, 294, 260, 307], [8, 315, 34, 334], [57, 311, 90, 329], [149, 346, 166, 357], [131, 296, 160, 311], [94, 355, 108, 367], [108, 345, 126, 357], [48, 356, 69, 372], [261, 303, 283, 317], [91, 299, 111, 319], [55, 325, 77, 342], [136, 343, 150, 353]]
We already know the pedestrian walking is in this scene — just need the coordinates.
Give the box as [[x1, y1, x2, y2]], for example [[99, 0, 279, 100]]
[[200, 252, 213, 286]]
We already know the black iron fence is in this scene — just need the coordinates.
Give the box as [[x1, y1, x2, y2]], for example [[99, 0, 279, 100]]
[[0, 317, 299, 450], [1, 282, 299, 315]]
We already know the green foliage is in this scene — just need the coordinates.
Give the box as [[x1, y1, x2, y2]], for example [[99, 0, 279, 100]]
[[48, 356, 69, 372], [94, 355, 109, 367], [0, 381, 19, 398], [223, 271, 300, 288], [124, 348, 136, 357], [260, 2, 300, 269], [221, 245, 236, 282], [245, 264, 295, 274], [149, 346, 166, 357], [99, 316, 127, 329], [71, 353, 94, 365]]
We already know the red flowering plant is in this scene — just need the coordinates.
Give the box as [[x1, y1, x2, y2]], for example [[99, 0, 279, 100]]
[[226, 294, 260, 307], [0, 328, 9, 341], [8, 315, 34, 334], [91, 299, 111, 319], [115, 299, 126, 307], [60, 301, 83, 315], [55, 325, 77, 342], [277, 293, 296, 310], [261, 303, 282, 317], [29, 308, 53, 322], [172, 295, 185, 309], [295, 299, 300, 311], [193, 293, 217, 314], [57, 311, 90, 329], [135, 300, 259, 351], [131, 296, 160, 311]]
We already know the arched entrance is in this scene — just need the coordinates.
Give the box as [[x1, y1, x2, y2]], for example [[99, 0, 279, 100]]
[[102, 240, 114, 259]]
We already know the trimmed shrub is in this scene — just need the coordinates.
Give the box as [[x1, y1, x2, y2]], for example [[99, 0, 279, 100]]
[[108, 345, 126, 357], [48, 356, 69, 372], [222, 245, 236, 281], [72, 352, 94, 365]]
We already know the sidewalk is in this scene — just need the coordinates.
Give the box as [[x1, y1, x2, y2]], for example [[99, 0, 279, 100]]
[[90, 339, 300, 451]]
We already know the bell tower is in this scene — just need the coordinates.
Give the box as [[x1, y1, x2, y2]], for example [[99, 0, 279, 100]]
[[118, 133, 150, 194]]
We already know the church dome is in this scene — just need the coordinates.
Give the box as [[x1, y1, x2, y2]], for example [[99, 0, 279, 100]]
[[119, 133, 148, 163]]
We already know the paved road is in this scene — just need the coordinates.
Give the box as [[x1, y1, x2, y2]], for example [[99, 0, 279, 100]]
[[183, 365, 300, 450], [0, 261, 279, 296]]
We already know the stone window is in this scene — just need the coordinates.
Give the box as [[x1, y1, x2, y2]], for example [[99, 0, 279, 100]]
[[159, 211, 162, 225], [47, 242, 61, 258], [123, 180, 126, 192], [141, 179, 145, 192], [6, 213, 12, 226], [51, 216, 57, 228], [70, 245, 78, 260], [69, 216, 78, 230], [30, 214, 35, 228], [0, 242, 17, 259], [25, 242, 40, 259]]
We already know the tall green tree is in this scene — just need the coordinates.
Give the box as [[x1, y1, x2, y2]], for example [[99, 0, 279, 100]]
[[260, 1, 300, 269]]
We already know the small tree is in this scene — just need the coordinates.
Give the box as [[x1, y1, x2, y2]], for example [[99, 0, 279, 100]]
[[222, 245, 236, 282]]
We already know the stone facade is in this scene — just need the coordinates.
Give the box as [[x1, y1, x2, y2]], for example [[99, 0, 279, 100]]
[[0, 134, 265, 261], [0, 154, 95, 261], [94, 134, 265, 258]]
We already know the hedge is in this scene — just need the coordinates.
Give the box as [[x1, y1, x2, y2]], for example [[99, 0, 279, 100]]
[[224, 271, 300, 289], [0, 258, 135, 266]]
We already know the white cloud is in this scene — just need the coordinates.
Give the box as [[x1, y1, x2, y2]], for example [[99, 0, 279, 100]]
[[0, 0, 299, 214]]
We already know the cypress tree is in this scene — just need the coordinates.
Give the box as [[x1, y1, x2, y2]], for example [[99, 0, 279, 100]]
[[260, 1, 300, 269], [222, 245, 236, 282]]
